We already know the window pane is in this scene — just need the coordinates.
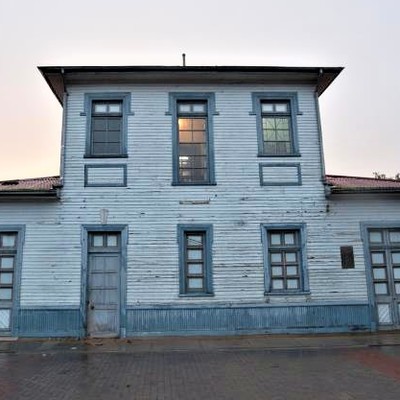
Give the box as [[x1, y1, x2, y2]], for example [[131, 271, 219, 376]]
[[373, 268, 387, 280], [270, 234, 281, 246], [92, 235, 104, 247], [271, 266, 283, 276], [192, 119, 206, 130], [371, 252, 385, 265], [392, 252, 400, 264], [261, 103, 274, 113], [0, 288, 12, 300], [285, 252, 297, 263], [107, 235, 118, 247], [0, 257, 14, 269], [192, 131, 206, 143], [192, 104, 206, 113], [377, 304, 392, 323], [0, 272, 13, 284], [396, 283, 400, 294], [108, 104, 121, 113], [188, 264, 203, 275], [284, 233, 295, 245], [94, 104, 107, 113], [271, 253, 282, 263], [178, 118, 192, 130], [188, 250, 202, 260], [369, 231, 383, 243], [188, 278, 203, 289], [389, 231, 400, 243], [275, 118, 289, 129], [374, 283, 388, 295], [1, 234, 16, 247], [287, 279, 299, 289], [179, 131, 192, 143], [393, 268, 400, 280], [178, 104, 191, 113], [287, 266, 298, 276], [187, 235, 203, 246], [275, 103, 288, 113], [272, 279, 284, 290]]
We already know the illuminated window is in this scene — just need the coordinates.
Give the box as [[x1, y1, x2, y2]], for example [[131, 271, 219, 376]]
[[169, 93, 216, 185]]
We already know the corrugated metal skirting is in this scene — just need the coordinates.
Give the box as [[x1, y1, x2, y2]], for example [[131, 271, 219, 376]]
[[126, 303, 371, 335]]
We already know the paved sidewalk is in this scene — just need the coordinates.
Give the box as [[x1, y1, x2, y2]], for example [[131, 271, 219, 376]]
[[1, 331, 400, 354], [1, 333, 400, 399]]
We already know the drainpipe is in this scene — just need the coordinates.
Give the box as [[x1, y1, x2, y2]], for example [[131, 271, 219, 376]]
[[59, 68, 68, 188], [315, 68, 327, 183]]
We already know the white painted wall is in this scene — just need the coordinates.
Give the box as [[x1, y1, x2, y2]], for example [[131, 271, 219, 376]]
[[2, 82, 398, 308]]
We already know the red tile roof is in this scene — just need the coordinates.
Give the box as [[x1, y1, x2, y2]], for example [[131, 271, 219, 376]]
[[326, 175, 400, 193], [0, 176, 61, 193]]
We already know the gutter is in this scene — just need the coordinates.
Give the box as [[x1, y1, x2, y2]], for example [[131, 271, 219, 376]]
[[0, 190, 60, 200]]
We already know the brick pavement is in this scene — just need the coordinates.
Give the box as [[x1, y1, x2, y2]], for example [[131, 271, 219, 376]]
[[1, 333, 400, 399]]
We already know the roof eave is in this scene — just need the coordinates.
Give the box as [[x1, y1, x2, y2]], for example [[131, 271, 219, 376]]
[[0, 190, 60, 201], [38, 65, 344, 105]]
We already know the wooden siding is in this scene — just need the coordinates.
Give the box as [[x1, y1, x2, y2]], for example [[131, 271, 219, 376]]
[[1, 82, 400, 317]]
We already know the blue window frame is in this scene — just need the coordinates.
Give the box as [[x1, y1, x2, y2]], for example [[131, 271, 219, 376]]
[[261, 224, 309, 294], [177, 224, 214, 296], [83, 92, 132, 158], [251, 92, 301, 157], [0, 226, 24, 335], [168, 93, 217, 185]]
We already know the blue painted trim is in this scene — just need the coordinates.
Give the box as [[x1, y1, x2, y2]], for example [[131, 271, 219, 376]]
[[81, 225, 129, 338], [125, 302, 371, 336], [0, 225, 25, 336], [168, 92, 217, 186], [314, 91, 326, 179], [251, 92, 301, 157], [261, 223, 309, 294], [59, 92, 68, 187], [18, 308, 81, 337], [83, 92, 132, 157], [360, 221, 400, 331], [259, 163, 302, 186], [84, 164, 127, 187], [177, 224, 213, 296]]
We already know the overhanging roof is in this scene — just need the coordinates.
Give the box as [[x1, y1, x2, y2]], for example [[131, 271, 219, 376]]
[[38, 65, 343, 105]]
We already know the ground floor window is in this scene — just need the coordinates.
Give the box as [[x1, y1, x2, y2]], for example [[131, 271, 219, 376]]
[[261, 224, 309, 294], [177, 224, 213, 296]]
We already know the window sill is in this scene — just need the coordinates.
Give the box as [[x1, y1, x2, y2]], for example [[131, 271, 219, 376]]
[[84, 154, 128, 159], [264, 291, 310, 297], [179, 293, 215, 298], [257, 153, 301, 158], [172, 181, 217, 186]]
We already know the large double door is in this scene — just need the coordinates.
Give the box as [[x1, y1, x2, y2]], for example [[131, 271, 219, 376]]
[[368, 228, 400, 328]]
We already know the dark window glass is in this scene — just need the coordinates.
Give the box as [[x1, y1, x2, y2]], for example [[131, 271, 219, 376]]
[[268, 230, 301, 291], [91, 101, 122, 156], [340, 246, 355, 269]]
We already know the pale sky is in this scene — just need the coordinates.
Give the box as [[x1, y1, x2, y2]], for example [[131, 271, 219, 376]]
[[0, 0, 399, 181]]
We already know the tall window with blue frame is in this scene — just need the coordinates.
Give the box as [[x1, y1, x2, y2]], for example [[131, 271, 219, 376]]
[[176, 101, 209, 184]]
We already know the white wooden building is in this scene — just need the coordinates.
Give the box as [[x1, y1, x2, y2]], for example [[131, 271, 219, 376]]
[[1, 65, 400, 338]]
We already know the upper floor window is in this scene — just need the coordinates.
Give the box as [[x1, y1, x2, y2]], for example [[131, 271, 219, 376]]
[[84, 93, 131, 158], [261, 101, 292, 155], [261, 224, 309, 294], [251, 92, 301, 157], [177, 101, 209, 184], [168, 93, 217, 185]]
